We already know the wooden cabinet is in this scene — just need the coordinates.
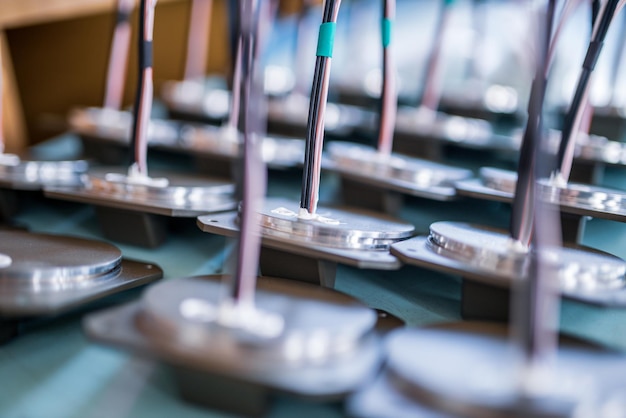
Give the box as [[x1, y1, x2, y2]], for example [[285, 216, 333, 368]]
[[0, 0, 230, 150]]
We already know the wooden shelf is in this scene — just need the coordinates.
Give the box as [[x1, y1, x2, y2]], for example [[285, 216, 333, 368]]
[[0, 0, 185, 151], [0, 0, 181, 29]]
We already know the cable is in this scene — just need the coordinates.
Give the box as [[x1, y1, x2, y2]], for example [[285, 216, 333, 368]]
[[299, 0, 342, 216], [555, 0, 625, 182]]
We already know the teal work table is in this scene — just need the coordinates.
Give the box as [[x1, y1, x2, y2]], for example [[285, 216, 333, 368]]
[[3, 138, 626, 418]]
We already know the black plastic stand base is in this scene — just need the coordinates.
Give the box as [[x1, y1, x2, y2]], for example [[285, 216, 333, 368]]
[[0, 188, 20, 221], [194, 156, 234, 179], [173, 366, 268, 417], [340, 178, 403, 215], [0, 319, 20, 345], [461, 280, 510, 322], [167, 109, 223, 125], [259, 246, 337, 288], [569, 162, 605, 185], [392, 134, 444, 161], [591, 113, 626, 142], [80, 135, 129, 165], [95, 206, 168, 248], [561, 212, 587, 244]]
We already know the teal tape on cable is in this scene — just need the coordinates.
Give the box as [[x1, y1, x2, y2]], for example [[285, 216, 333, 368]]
[[444, 0, 456, 5], [316, 22, 336, 57], [382, 18, 392, 48]]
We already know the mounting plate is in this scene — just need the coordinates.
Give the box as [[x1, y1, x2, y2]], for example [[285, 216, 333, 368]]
[[45, 167, 236, 218], [84, 275, 382, 416], [198, 211, 403, 270], [391, 232, 626, 308], [0, 230, 162, 317], [325, 142, 472, 202], [348, 325, 626, 418]]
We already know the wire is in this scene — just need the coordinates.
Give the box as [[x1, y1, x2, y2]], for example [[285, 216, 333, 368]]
[[299, 0, 342, 216], [104, 0, 134, 110], [128, 0, 156, 176], [509, 0, 555, 246], [555, 0, 625, 181], [377, 0, 397, 156], [230, 0, 263, 306]]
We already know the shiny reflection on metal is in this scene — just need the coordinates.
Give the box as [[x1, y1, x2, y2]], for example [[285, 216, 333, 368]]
[[326, 142, 471, 200], [267, 94, 374, 133], [428, 222, 527, 277], [429, 222, 625, 292], [161, 80, 230, 119], [538, 180, 626, 216], [141, 278, 375, 363], [539, 129, 626, 166], [84, 275, 381, 398], [0, 254, 12, 268], [68, 107, 183, 147], [576, 136, 626, 165], [457, 169, 626, 222], [479, 167, 517, 194], [0, 230, 163, 316], [198, 211, 404, 270], [180, 125, 305, 168], [257, 198, 414, 250], [375, 328, 626, 418], [45, 167, 236, 217], [264, 65, 296, 96], [347, 322, 604, 418], [395, 108, 504, 148], [392, 227, 626, 303], [0, 230, 121, 291], [0, 155, 87, 189]]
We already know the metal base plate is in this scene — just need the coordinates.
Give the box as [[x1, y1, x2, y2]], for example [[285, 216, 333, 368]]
[[571, 133, 626, 166], [394, 108, 513, 151], [391, 223, 626, 307], [256, 198, 414, 250], [267, 94, 375, 135], [0, 230, 162, 317], [539, 180, 626, 222], [161, 80, 230, 121], [45, 167, 236, 217], [540, 129, 624, 169], [84, 275, 381, 407], [180, 125, 305, 169], [325, 142, 472, 201], [198, 204, 408, 271], [456, 168, 626, 222], [69, 107, 183, 148], [439, 84, 522, 120], [349, 325, 626, 418], [0, 156, 87, 190]]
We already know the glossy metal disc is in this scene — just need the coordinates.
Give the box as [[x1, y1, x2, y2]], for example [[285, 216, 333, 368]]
[[382, 328, 626, 418], [0, 156, 87, 189], [428, 222, 626, 292], [327, 142, 472, 186], [84, 167, 235, 211], [181, 125, 305, 167], [161, 80, 230, 119], [394, 109, 506, 149], [257, 198, 415, 250], [538, 180, 626, 215], [541, 129, 626, 166], [267, 94, 373, 134], [139, 277, 377, 368], [0, 230, 122, 291], [460, 169, 626, 222], [479, 166, 517, 193], [69, 107, 183, 147]]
